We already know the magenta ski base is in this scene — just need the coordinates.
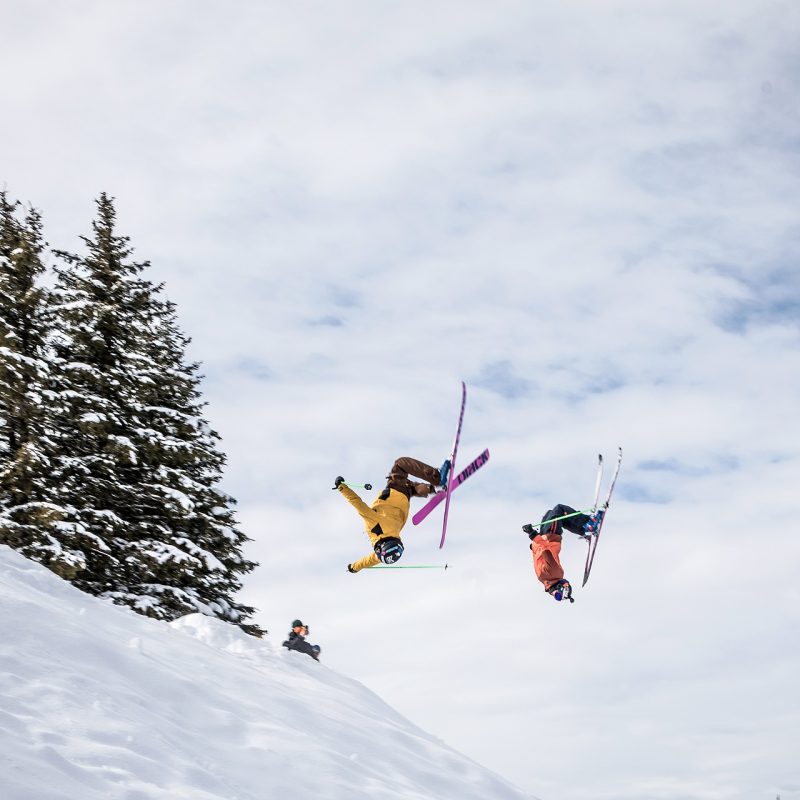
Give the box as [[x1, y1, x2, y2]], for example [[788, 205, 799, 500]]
[[439, 382, 466, 548], [412, 449, 490, 526]]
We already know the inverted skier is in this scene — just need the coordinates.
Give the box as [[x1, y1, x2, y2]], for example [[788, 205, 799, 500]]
[[336, 456, 450, 573], [521, 504, 604, 602]]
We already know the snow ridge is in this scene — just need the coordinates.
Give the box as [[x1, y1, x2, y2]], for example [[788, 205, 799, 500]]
[[0, 546, 535, 800]]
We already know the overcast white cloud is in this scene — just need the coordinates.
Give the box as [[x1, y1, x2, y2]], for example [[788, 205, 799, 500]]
[[2, 2, 799, 799]]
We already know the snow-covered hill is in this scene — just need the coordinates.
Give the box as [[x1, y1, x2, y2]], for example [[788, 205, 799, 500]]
[[0, 546, 535, 800]]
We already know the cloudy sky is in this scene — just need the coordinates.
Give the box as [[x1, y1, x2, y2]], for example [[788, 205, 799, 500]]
[[2, 2, 799, 799]]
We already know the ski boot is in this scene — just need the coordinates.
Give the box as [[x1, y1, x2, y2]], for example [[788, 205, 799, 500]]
[[583, 508, 605, 535], [438, 458, 451, 488]]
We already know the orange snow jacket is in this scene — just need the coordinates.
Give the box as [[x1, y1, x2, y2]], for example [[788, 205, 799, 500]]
[[530, 533, 564, 591], [338, 484, 409, 572]]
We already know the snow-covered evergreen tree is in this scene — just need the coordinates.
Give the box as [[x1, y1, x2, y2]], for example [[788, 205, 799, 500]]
[[50, 194, 261, 633], [0, 192, 86, 577], [120, 296, 261, 633]]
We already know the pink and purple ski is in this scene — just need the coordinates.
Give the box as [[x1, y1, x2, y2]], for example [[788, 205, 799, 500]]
[[438, 381, 467, 548], [412, 448, 490, 527]]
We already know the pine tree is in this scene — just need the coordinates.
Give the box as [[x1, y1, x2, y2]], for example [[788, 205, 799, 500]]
[[116, 296, 261, 634], [0, 192, 86, 577], [50, 194, 261, 633]]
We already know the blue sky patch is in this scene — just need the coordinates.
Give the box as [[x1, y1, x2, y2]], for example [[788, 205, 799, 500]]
[[472, 360, 533, 400], [618, 483, 671, 504], [236, 358, 271, 381], [638, 455, 740, 476], [309, 315, 344, 327], [709, 256, 800, 333]]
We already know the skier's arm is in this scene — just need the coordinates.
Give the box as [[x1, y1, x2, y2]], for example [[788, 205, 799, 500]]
[[348, 552, 380, 572], [337, 484, 378, 523]]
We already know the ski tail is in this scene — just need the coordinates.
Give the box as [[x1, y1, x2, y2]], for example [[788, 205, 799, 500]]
[[592, 454, 604, 511], [439, 381, 467, 549], [582, 446, 622, 587], [601, 446, 623, 510]]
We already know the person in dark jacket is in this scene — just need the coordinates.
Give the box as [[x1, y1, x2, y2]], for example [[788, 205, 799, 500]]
[[282, 619, 320, 661], [522, 504, 603, 602]]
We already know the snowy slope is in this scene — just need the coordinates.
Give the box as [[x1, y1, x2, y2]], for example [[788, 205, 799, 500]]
[[0, 546, 536, 800]]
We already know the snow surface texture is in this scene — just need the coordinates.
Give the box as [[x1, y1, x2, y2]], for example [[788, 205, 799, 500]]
[[0, 546, 535, 800]]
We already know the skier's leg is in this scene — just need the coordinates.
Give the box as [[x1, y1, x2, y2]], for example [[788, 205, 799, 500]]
[[540, 504, 572, 535], [541, 504, 591, 536], [386, 457, 440, 497], [391, 457, 440, 484], [561, 506, 592, 536]]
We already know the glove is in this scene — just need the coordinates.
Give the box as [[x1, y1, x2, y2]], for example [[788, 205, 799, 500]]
[[333, 476, 345, 490], [347, 564, 356, 573], [522, 523, 536, 538]]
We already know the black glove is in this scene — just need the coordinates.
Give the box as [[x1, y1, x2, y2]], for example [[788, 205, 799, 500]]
[[347, 564, 356, 573], [522, 523, 536, 538], [333, 476, 345, 489]]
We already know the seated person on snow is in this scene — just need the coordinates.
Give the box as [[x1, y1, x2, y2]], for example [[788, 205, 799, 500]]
[[282, 619, 321, 661]]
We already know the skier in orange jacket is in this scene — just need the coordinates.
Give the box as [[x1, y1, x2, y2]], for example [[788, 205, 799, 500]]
[[522, 504, 603, 602]]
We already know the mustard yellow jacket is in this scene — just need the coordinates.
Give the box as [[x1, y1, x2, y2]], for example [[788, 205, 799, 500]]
[[338, 484, 409, 572]]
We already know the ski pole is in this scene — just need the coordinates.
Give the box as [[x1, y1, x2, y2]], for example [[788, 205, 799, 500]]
[[332, 481, 373, 490], [371, 564, 450, 570], [526, 508, 594, 528]]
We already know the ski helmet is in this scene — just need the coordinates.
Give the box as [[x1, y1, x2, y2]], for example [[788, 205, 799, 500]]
[[374, 537, 404, 564], [549, 580, 572, 603]]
